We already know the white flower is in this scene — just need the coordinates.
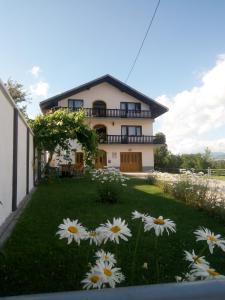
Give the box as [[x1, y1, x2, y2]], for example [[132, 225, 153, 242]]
[[142, 262, 148, 269], [81, 267, 103, 289], [56, 218, 87, 245], [96, 261, 125, 288], [86, 228, 103, 246], [144, 215, 176, 236], [99, 218, 132, 244], [132, 210, 148, 221], [191, 264, 225, 280], [184, 250, 209, 267], [95, 250, 117, 265], [194, 227, 225, 254]]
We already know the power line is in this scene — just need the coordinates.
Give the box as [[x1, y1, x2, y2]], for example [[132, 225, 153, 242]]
[[125, 0, 161, 83]]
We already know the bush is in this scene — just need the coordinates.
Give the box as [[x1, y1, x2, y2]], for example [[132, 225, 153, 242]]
[[91, 168, 128, 204]]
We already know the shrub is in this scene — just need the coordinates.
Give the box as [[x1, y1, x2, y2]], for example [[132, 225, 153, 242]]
[[91, 168, 128, 204], [146, 175, 157, 185]]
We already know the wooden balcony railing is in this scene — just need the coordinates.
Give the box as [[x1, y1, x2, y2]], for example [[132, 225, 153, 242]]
[[98, 135, 161, 144], [53, 107, 152, 118]]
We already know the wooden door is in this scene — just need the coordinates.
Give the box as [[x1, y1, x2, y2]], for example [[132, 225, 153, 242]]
[[95, 150, 107, 169], [75, 152, 84, 171], [120, 152, 142, 172]]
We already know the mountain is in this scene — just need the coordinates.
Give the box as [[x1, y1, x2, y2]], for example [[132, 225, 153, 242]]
[[211, 152, 225, 160]]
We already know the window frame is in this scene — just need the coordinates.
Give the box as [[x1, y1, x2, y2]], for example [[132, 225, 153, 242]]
[[68, 99, 84, 109], [120, 102, 141, 111], [121, 125, 142, 136]]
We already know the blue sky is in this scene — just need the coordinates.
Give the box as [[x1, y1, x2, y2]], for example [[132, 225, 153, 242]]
[[1, 0, 225, 153]]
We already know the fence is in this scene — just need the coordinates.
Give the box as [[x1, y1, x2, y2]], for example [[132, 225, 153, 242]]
[[155, 167, 225, 176], [0, 79, 36, 228]]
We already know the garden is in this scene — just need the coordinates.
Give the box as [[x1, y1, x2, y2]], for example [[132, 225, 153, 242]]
[[0, 169, 225, 296]]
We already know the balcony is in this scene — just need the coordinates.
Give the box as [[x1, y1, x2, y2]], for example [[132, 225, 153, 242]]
[[98, 135, 161, 144], [53, 107, 152, 118]]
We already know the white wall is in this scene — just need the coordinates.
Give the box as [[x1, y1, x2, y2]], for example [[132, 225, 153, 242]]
[[0, 80, 34, 226], [17, 118, 27, 205], [59, 82, 150, 110], [0, 88, 14, 226]]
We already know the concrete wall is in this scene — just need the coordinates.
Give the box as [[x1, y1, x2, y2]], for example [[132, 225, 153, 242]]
[[0, 80, 34, 227]]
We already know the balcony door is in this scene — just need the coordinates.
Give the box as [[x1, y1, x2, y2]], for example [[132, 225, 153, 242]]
[[120, 102, 141, 117], [121, 126, 142, 143], [94, 124, 107, 143], [93, 100, 106, 117]]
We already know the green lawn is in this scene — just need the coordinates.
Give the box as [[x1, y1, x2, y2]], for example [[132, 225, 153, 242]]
[[209, 175, 225, 181], [1, 178, 225, 296]]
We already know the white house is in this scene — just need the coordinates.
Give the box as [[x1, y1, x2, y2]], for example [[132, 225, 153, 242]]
[[40, 75, 168, 172]]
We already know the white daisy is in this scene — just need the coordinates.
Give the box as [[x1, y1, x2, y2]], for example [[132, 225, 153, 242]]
[[194, 227, 225, 254], [184, 250, 209, 267], [132, 210, 148, 221], [81, 267, 103, 289], [144, 215, 176, 236], [96, 261, 125, 288], [56, 218, 87, 245], [99, 218, 132, 244], [86, 228, 103, 246], [95, 250, 117, 265], [191, 264, 225, 280]]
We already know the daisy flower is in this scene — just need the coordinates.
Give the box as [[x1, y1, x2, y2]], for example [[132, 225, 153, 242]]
[[184, 250, 209, 267], [194, 227, 225, 254], [86, 228, 103, 246], [132, 210, 148, 221], [95, 250, 117, 265], [144, 215, 176, 236], [191, 264, 225, 280], [56, 218, 87, 245], [81, 267, 103, 289], [96, 261, 125, 288], [99, 218, 132, 244]]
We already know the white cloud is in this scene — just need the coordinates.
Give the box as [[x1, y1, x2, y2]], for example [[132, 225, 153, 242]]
[[30, 81, 49, 97], [156, 55, 225, 154], [30, 66, 41, 77]]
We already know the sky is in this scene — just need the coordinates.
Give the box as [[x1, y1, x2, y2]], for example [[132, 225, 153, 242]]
[[1, 0, 225, 154]]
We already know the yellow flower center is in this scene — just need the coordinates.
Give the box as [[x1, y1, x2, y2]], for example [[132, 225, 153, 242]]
[[89, 231, 96, 237], [90, 275, 100, 283], [111, 225, 121, 233], [193, 256, 202, 264], [207, 269, 220, 276], [104, 268, 112, 277], [154, 218, 165, 225], [207, 235, 217, 242], [68, 226, 78, 234]]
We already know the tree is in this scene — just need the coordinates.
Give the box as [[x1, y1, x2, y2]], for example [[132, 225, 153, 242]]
[[29, 109, 98, 176], [6, 78, 30, 117], [154, 132, 170, 170]]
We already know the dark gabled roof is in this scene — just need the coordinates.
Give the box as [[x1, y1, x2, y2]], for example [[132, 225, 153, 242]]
[[40, 74, 168, 118]]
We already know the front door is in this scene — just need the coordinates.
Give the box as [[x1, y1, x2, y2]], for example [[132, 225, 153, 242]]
[[95, 150, 107, 169]]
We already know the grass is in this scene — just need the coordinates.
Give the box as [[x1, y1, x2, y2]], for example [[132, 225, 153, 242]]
[[209, 175, 225, 181], [1, 177, 225, 296]]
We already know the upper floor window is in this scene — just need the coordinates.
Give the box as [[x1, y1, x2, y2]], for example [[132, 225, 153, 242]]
[[120, 102, 141, 111], [68, 99, 83, 110]]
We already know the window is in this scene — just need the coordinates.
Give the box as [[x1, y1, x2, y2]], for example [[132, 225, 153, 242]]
[[121, 126, 142, 136], [68, 99, 83, 109], [120, 102, 141, 111]]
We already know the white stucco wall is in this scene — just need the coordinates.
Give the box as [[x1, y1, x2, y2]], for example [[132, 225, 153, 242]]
[[0, 80, 34, 227], [0, 88, 14, 226], [58, 82, 150, 110]]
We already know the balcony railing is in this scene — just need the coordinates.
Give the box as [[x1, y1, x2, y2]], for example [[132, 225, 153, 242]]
[[98, 135, 160, 144], [53, 107, 152, 118]]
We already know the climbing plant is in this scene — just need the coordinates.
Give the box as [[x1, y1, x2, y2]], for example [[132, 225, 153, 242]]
[[29, 109, 97, 175]]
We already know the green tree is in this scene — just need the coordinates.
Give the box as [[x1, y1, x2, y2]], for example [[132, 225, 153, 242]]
[[6, 78, 30, 117], [30, 109, 97, 176], [154, 132, 170, 170]]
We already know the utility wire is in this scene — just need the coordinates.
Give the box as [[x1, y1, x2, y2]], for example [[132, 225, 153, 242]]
[[125, 0, 161, 83]]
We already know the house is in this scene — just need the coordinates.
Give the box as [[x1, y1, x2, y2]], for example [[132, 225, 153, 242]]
[[39, 74, 168, 172]]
